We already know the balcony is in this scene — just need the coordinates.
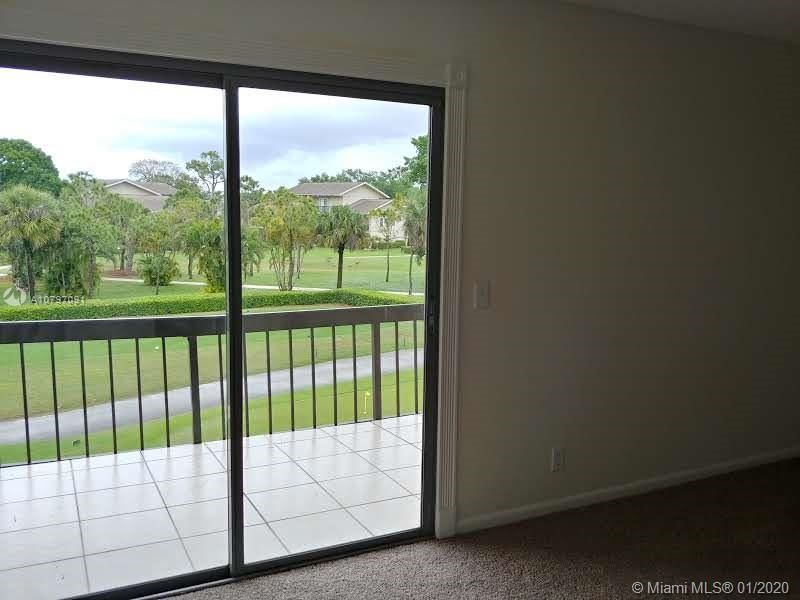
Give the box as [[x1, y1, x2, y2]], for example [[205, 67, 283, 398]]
[[0, 304, 425, 598]]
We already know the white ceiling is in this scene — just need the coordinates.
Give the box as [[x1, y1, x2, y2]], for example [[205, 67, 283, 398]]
[[562, 0, 800, 44]]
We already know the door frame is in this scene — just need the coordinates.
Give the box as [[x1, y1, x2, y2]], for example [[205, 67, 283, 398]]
[[0, 38, 461, 598]]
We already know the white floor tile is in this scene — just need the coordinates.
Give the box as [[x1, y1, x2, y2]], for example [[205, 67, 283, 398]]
[[320, 422, 378, 436], [76, 483, 164, 520], [0, 522, 83, 570], [85, 539, 191, 592], [141, 443, 210, 462], [0, 473, 74, 504], [183, 524, 286, 570], [0, 494, 78, 533], [347, 496, 421, 536], [0, 557, 88, 600], [156, 472, 228, 506], [357, 445, 421, 470], [268, 429, 330, 444], [168, 497, 262, 538], [384, 466, 422, 495], [248, 483, 339, 521], [295, 453, 378, 482], [335, 429, 405, 451], [81, 508, 177, 554], [376, 415, 423, 430], [393, 424, 423, 444], [243, 462, 312, 493], [213, 444, 291, 468], [320, 472, 409, 507], [72, 462, 152, 493], [270, 510, 370, 554], [204, 435, 270, 453], [69, 451, 142, 471], [0, 461, 72, 480], [275, 437, 350, 460], [147, 453, 224, 481]]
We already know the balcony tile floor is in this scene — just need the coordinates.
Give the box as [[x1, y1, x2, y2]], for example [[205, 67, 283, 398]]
[[0, 415, 422, 599]]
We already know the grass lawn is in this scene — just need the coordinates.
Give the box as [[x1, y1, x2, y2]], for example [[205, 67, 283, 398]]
[[0, 368, 423, 464], [100, 247, 426, 294], [0, 320, 424, 420]]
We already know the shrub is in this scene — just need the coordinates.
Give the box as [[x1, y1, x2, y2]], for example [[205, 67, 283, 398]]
[[0, 288, 420, 321], [138, 255, 180, 287]]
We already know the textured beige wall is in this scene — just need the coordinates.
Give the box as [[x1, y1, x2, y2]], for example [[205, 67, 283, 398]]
[[2, 0, 799, 527]]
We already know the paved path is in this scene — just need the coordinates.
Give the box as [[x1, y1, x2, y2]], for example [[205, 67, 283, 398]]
[[0, 349, 424, 445], [101, 276, 424, 296]]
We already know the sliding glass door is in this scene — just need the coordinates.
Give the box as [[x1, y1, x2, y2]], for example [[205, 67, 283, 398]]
[[0, 40, 442, 598]]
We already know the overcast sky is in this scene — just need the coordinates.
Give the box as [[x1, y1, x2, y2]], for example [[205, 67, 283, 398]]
[[0, 67, 429, 190]]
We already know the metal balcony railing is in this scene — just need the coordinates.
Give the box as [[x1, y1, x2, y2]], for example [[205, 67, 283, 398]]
[[0, 303, 424, 466]]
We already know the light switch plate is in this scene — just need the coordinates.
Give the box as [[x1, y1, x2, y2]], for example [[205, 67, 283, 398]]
[[473, 280, 491, 310]]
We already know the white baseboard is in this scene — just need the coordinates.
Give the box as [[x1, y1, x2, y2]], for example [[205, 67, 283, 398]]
[[436, 505, 457, 539], [457, 445, 800, 534]]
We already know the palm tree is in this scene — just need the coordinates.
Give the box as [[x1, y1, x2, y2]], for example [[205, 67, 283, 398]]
[[0, 184, 60, 299], [317, 206, 368, 288], [402, 189, 427, 295]]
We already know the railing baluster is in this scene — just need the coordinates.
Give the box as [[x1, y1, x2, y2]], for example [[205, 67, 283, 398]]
[[288, 328, 295, 431], [352, 325, 358, 423], [310, 327, 316, 429], [19, 343, 31, 464], [79, 341, 90, 457], [188, 336, 202, 444], [134, 338, 144, 450], [371, 322, 382, 421], [243, 335, 250, 437], [331, 325, 338, 426], [265, 331, 273, 434], [394, 322, 400, 417], [107, 340, 117, 454], [161, 336, 170, 447], [217, 334, 226, 440], [413, 319, 419, 414], [50, 342, 61, 460]]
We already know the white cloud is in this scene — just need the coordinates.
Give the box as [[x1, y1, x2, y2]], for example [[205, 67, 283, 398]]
[[0, 67, 428, 190]]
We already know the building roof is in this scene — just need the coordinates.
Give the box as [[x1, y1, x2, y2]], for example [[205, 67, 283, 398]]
[[348, 198, 393, 215], [289, 181, 390, 199], [100, 179, 177, 196]]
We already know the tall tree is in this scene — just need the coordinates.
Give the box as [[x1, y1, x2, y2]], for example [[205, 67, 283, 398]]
[[251, 188, 317, 291], [136, 210, 180, 295], [128, 159, 184, 186], [170, 195, 212, 279], [186, 151, 224, 212], [240, 175, 264, 226], [370, 198, 402, 282], [401, 188, 427, 295], [0, 139, 61, 195], [403, 135, 428, 187], [93, 194, 147, 272], [0, 185, 60, 299], [317, 205, 368, 289], [195, 218, 226, 292]]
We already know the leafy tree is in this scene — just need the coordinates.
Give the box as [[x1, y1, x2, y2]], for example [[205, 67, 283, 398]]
[[136, 211, 180, 294], [47, 175, 117, 297], [0, 139, 61, 195], [401, 188, 427, 295], [370, 198, 402, 282], [251, 188, 317, 291], [128, 159, 183, 186], [45, 199, 116, 298], [317, 205, 368, 289], [94, 195, 147, 272], [240, 175, 264, 227], [195, 218, 226, 293], [403, 135, 429, 187], [0, 185, 60, 299], [186, 151, 224, 212], [170, 196, 212, 279], [241, 227, 265, 281]]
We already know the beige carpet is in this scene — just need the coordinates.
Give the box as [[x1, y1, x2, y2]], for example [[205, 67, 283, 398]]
[[173, 459, 800, 599]]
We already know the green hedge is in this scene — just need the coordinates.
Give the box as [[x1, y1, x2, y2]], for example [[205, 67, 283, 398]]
[[0, 289, 420, 321]]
